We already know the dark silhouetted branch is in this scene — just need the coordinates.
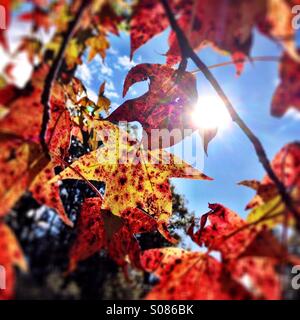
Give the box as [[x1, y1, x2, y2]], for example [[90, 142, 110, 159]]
[[160, 0, 299, 224]]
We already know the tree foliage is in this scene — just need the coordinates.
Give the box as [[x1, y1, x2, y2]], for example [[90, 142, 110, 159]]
[[0, 0, 299, 300]]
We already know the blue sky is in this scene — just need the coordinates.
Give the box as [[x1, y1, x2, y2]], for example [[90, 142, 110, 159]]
[[76, 28, 300, 220]]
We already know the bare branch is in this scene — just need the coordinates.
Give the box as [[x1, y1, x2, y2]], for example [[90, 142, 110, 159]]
[[192, 56, 281, 73], [160, 0, 300, 224]]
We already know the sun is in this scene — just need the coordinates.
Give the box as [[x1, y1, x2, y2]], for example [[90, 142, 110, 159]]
[[191, 95, 232, 131]]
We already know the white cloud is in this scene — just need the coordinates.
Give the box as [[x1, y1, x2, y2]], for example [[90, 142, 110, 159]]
[[108, 47, 118, 55], [86, 88, 98, 103], [106, 81, 115, 91], [116, 55, 136, 70], [106, 91, 119, 99], [76, 63, 92, 85], [285, 109, 300, 121], [128, 87, 138, 96], [100, 63, 113, 76]]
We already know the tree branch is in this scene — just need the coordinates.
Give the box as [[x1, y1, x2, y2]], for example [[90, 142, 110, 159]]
[[40, 0, 90, 157], [192, 56, 281, 73], [160, 0, 300, 223]]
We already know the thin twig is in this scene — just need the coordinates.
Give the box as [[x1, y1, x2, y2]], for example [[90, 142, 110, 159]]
[[191, 56, 281, 73], [40, 0, 91, 157], [160, 0, 299, 225]]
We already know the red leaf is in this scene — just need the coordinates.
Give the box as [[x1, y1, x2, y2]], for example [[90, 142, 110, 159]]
[[0, 222, 27, 300], [107, 64, 198, 149], [19, 8, 52, 31], [130, 0, 170, 59], [230, 257, 281, 300], [188, 203, 286, 261], [69, 198, 157, 272], [272, 52, 300, 117], [141, 248, 251, 300], [243, 143, 300, 218]]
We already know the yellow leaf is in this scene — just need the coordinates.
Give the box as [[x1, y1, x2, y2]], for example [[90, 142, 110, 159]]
[[51, 121, 212, 240], [86, 33, 110, 62], [247, 195, 288, 229]]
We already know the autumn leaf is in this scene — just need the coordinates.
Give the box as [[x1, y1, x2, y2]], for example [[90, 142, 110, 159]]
[[0, 65, 72, 224], [0, 65, 49, 144], [0, 138, 42, 217], [96, 82, 110, 115], [107, 63, 198, 149], [188, 203, 286, 261], [20, 7, 52, 32], [29, 161, 73, 227], [130, 0, 299, 73], [17, 37, 43, 64], [241, 143, 300, 228], [69, 198, 157, 272], [229, 257, 281, 300], [65, 38, 84, 70], [258, 0, 299, 63], [52, 121, 211, 241], [141, 248, 251, 300], [0, 223, 27, 300], [271, 52, 300, 117], [0, 65, 72, 158], [86, 33, 110, 62], [0, 84, 20, 108], [130, 0, 170, 59], [93, 3, 122, 36]]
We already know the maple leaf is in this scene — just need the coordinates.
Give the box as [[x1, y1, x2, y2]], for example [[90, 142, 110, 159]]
[[17, 37, 43, 64], [187, 204, 285, 299], [93, 3, 122, 36], [188, 203, 285, 261], [229, 256, 281, 300], [86, 33, 110, 62], [130, 0, 171, 59], [166, 0, 263, 68], [107, 63, 198, 149], [0, 222, 27, 300], [0, 65, 49, 144], [258, 0, 299, 63], [0, 84, 20, 108], [0, 66, 71, 158], [0, 138, 41, 217], [65, 38, 84, 70], [96, 82, 111, 115], [69, 198, 157, 272], [29, 161, 73, 227], [44, 82, 72, 160], [241, 143, 300, 228], [169, 0, 299, 67], [141, 248, 251, 300], [130, 1, 299, 73], [271, 52, 300, 117], [0, 66, 72, 224], [20, 7, 52, 32], [52, 121, 211, 241]]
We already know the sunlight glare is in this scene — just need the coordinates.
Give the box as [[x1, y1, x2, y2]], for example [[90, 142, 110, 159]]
[[191, 95, 232, 131]]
